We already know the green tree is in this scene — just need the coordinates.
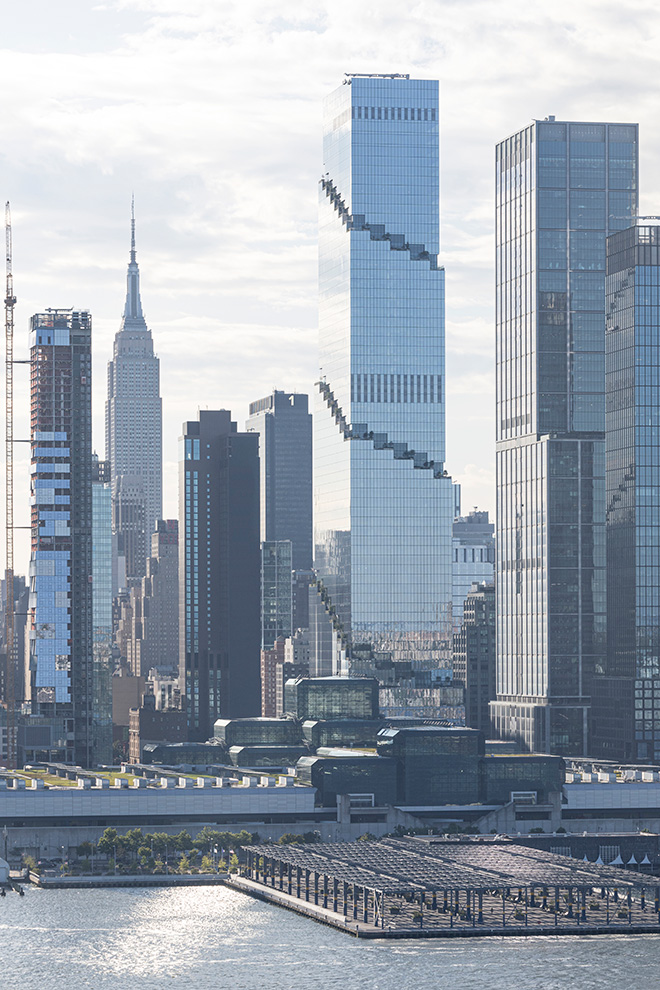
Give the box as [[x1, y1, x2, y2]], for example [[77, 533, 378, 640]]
[[173, 830, 194, 852], [192, 826, 222, 852], [234, 830, 256, 846], [150, 832, 170, 855], [178, 853, 191, 874], [277, 833, 305, 846], [124, 828, 145, 855], [97, 827, 119, 856], [200, 854, 215, 873]]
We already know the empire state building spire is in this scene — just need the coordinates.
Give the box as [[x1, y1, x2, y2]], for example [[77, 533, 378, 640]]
[[106, 198, 163, 585], [121, 196, 147, 330]]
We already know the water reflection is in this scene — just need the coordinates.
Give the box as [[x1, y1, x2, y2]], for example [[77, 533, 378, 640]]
[[1, 886, 660, 990]]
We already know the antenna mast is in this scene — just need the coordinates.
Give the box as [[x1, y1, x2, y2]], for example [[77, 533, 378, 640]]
[[5, 202, 16, 769]]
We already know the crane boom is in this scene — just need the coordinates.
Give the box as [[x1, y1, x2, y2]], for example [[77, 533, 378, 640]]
[[5, 202, 16, 769]]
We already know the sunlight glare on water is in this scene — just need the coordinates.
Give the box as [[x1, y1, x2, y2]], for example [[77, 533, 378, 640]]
[[1, 885, 660, 989]]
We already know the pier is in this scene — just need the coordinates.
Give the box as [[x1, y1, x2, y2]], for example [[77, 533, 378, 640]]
[[231, 837, 660, 938]]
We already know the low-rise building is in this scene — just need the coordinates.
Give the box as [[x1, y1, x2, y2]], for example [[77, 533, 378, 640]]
[[0, 766, 320, 859], [452, 582, 495, 734], [128, 696, 186, 762], [285, 676, 379, 721]]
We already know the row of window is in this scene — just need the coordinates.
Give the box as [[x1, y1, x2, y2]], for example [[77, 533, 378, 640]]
[[350, 373, 442, 404]]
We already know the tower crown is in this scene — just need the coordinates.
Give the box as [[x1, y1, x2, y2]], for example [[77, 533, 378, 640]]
[[121, 196, 147, 331]]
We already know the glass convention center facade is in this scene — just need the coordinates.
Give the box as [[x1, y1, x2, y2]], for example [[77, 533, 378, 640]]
[[315, 74, 453, 673]]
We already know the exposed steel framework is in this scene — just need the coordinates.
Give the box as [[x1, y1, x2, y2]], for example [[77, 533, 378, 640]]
[[4, 201, 16, 768]]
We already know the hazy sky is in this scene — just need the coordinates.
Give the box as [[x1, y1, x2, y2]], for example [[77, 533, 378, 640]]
[[3, 0, 660, 572]]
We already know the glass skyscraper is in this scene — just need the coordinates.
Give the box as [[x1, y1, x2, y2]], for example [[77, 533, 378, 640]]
[[315, 74, 453, 674], [246, 390, 313, 571], [91, 455, 113, 766], [261, 540, 293, 650], [28, 309, 93, 766], [592, 222, 660, 761], [491, 118, 638, 755]]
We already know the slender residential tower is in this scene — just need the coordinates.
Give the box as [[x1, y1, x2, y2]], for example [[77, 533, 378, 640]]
[[28, 310, 93, 766], [491, 118, 638, 755], [106, 203, 162, 584], [315, 74, 453, 679]]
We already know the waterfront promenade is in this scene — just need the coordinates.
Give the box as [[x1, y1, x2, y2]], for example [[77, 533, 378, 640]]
[[30, 871, 226, 889]]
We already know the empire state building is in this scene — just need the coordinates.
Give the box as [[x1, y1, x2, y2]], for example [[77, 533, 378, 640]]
[[106, 204, 162, 584]]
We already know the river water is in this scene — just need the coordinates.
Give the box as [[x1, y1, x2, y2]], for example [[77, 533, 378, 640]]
[[1, 884, 659, 989]]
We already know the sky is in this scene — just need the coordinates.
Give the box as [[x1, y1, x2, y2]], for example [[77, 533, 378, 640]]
[[3, 0, 660, 573]]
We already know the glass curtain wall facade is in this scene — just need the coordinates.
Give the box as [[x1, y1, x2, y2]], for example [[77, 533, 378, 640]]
[[28, 310, 93, 766], [491, 119, 638, 755], [593, 224, 660, 761], [452, 510, 495, 633], [316, 74, 453, 674], [246, 391, 313, 571], [91, 456, 113, 765], [261, 540, 293, 649]]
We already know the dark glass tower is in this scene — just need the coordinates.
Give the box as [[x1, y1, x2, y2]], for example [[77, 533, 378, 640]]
[[246, 390, 313, 571], [491, 118, 638, 755], [593, 222, 660, 761], [28, 309, 93, 766], [179, 410, 260, 740]]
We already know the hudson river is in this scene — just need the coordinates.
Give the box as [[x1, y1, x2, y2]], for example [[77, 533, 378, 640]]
[[2, 885, 660, 989]]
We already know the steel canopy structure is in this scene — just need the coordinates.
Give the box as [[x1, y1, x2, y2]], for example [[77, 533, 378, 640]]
[[240, 837, 660, 937]]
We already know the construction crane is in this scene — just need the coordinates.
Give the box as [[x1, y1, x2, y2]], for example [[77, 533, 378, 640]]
[[5, 202, 16, 769]]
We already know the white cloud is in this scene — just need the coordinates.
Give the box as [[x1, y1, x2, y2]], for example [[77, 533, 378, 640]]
[[2, 0, 659, 567]]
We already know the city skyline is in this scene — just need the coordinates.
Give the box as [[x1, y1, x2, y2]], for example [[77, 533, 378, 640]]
[[4, 2, 660, 575]]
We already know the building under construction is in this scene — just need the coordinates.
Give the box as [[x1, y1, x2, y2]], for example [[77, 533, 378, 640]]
[[233, 837, 660, 938]]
